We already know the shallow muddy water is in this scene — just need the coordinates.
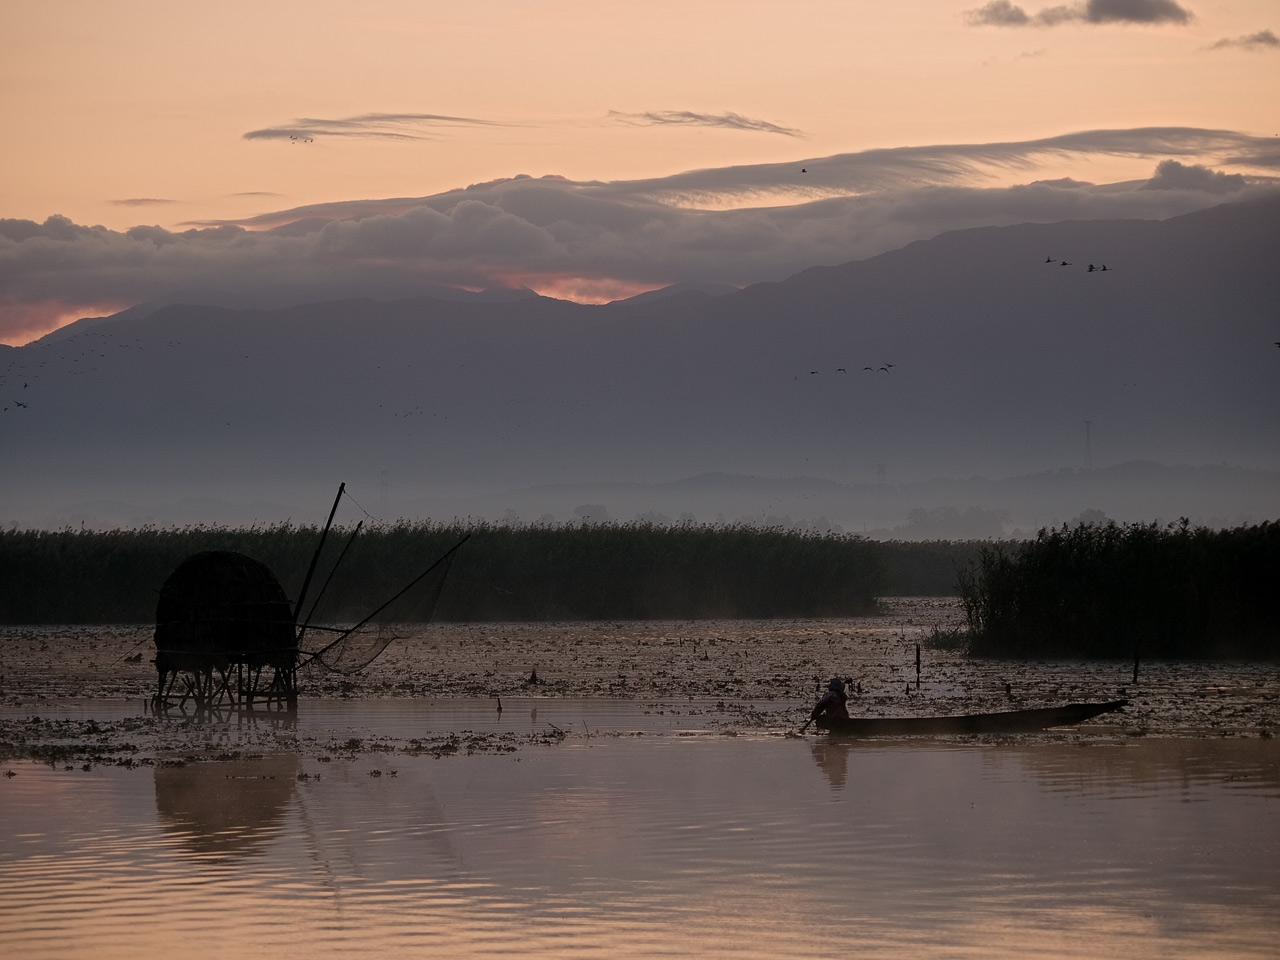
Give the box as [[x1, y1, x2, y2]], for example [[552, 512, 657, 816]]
[[2, 707, 1279, 960], [2, 609, 1278, 958]]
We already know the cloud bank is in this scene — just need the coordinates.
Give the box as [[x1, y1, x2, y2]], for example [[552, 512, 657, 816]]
[[965, 0, 1193, 27], [2, 127, 1276, 345]]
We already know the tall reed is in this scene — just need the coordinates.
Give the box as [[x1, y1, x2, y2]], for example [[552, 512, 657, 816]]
[[958, 520, 1279, 658], [0, 521, 890, 624]]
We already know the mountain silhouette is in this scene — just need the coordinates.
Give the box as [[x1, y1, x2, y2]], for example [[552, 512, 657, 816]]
[[2, 195, 1277, 529]]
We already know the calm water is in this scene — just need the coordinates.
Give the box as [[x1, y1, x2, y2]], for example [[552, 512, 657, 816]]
[[2, 701, 1277, 959]]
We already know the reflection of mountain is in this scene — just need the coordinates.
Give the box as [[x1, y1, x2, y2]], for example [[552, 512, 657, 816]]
[[154, 755, 298, 858]]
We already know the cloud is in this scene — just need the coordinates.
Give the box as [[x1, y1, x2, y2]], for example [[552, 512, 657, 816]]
[[1142, 159, 1249, 194], [3, 127, 1277, 344], [966, 1, 1031, 25], [243, 112, 504, 142], [965, 0, 1192, 27], [1085, 0, 1191, 24], [248, 109, 806, 144], [1205, 29, 1279, 51], [608, 110, 805, 138], [581, 127, 1276, 205], [109, 198, 178, 207]]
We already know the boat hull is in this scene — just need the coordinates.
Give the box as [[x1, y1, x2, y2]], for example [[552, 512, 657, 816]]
[[813, 700, 1128, 737]]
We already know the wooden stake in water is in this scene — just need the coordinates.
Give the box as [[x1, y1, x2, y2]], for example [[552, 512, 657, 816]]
[[1132, 647, 1141, 684], [915, 643, 921, 689]]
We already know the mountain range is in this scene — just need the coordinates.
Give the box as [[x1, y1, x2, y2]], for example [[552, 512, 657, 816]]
[[3, 195, 1277, 534]]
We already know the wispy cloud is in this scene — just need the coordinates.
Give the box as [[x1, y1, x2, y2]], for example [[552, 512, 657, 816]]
[[608, 110, 805, 138], [108, 198, 178, 207], [965, 0, 1193, 27], [4, 127, 1277, 344], [1205, 29, 1279, 52], [243, 112, 505, 142], [598, 127, 1275, 207]]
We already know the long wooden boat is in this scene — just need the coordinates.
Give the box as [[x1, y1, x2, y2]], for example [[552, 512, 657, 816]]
[[813, 699, 1128, 737]]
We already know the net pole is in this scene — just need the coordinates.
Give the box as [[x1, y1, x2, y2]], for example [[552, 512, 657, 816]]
[[294, 482, 345, 642]]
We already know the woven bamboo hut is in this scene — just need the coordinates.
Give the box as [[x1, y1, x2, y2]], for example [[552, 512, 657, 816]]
[[153, 550, 298, 711]]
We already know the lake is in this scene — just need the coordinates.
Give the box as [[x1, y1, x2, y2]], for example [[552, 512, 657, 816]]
[[2, 697, 1277, 960]]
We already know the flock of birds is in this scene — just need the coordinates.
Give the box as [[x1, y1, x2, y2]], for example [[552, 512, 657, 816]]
[[1, 331, 188, 413], [796, 363, 895, 380], [1045, 255, 1111, 272], [4, 382, 29, 413], [783, 252, 1125, 384]]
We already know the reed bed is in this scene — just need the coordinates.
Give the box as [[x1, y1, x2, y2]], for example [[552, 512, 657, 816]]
[[959, 520, 1279, 659], [0, 521, 962, 624]]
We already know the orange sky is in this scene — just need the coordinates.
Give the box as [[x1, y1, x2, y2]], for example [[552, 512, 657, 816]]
[[3, 0, 1275, 228], [1, 0, 1277, 343]]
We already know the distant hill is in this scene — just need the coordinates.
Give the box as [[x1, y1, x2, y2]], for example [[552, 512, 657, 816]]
[[612, 282, 741, 306], [2, 196, 1277, 530]]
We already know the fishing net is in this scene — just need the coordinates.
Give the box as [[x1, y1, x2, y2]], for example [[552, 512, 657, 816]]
[[288, 486, 468, 675], [298, 544, 460, 674]]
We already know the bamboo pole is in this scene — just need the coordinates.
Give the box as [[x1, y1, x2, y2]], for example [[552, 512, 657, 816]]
[[294, 482, 346, 633]]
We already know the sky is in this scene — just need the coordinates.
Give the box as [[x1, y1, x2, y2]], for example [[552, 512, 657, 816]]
[[2, 0, 1277, 346]]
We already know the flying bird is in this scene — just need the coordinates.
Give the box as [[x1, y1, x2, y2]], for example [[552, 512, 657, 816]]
[[837, 367, 847, 373]]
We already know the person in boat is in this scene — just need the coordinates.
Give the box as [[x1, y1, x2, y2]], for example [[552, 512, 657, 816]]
[[810, 677, 850, 721]]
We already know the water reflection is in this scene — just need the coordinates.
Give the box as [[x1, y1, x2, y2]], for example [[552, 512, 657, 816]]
[[2, 737, 1277, 960], [809, 740, 850, 788], [153, 755, 298, 859], [806, 734, 1280, 796]]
